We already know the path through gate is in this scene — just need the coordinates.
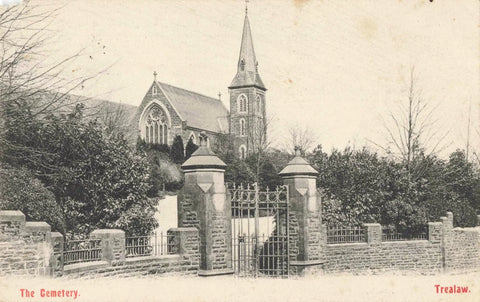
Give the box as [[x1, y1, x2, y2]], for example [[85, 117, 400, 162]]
[[230, 183, 289, 277]]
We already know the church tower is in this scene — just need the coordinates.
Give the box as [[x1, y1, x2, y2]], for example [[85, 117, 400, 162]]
[[229, 8, 267, 159]]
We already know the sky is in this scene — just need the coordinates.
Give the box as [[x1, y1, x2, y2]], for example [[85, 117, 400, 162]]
[[38, 0, 479, 157]]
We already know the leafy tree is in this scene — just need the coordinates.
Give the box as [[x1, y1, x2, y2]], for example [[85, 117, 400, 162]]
[[246, 153, 282, 190], [3, 104, 157, 237], [312, 146, 392, 225], [170, 135, 184, 164], [312, 144, 480, 230]]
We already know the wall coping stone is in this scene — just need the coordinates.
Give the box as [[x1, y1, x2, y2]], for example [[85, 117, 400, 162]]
[[90, 229, 124, 235], [327, 243, 368, 247], [63, 261, 108, 274], [168, 227, 198, 233], [363, 223, 381, 227], [381, 240, 430, 245], [428, 222, 442, 226], [51, 232, 63, 238], [198, 268, 234, 277], [25, 221, 51, 233], [290, 260, 324, 267], [124, 255, 181, 264], [452, 227, 480, 234], [0, 210, 25, 221]]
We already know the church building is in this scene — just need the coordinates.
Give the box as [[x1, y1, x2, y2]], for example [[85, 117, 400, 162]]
[[136, 9, 267, 159]]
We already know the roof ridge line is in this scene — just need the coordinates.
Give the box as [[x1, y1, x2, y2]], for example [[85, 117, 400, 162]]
[[157, 81, 222, 103]]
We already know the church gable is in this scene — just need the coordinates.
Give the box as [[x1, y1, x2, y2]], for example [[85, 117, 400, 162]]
[[136, 82, 184, 145], [136, 80, 230, 146], [157, 82, 229, 134]]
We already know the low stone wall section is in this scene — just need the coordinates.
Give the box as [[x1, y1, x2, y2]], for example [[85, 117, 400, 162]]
[[0, 211, 52, 277], [324, 241, 442, 274]]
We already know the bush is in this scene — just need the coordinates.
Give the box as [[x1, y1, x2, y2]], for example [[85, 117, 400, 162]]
[[0, 165, 64, 232]]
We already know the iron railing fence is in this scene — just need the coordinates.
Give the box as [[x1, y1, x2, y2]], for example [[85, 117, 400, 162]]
[[326, 226, 367, 244], [125, 231, 176, 258], [381, 226, 428, 241], [63, 239, 102, 265]]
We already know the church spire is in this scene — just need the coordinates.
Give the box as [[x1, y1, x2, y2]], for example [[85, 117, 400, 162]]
[[230, 6, 266, 90]]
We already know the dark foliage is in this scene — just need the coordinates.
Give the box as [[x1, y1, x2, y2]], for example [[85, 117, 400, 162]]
[[185, 138, 198, 160], [169, 135, 184, 164]]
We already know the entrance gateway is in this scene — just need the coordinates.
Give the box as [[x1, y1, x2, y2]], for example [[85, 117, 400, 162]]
[[229, 183, 290, 277]]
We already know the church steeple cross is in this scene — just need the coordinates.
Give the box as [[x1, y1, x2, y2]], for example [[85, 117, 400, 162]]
[[245, 0, 249, 14], [153, 71, 157, 81]]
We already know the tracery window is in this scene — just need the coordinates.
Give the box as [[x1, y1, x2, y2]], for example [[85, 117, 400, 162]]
[[144, 105, 168, 144]]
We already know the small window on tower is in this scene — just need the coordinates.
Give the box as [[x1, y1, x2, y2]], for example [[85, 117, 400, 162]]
[[238, 94, 248, 113], [239, 145, 247, 160], [256, 95, 261, 112], [239, 119, 246, 136]]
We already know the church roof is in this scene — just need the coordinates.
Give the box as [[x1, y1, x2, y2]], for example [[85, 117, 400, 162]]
[[156, 81, 229, 134], [230, 14, 266, 90]]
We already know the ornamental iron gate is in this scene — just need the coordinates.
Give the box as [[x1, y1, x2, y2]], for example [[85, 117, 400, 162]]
[[229, 183, 290, 278]]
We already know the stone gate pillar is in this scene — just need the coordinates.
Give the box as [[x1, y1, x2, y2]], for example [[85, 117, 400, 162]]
[[179, 133, 233, 276], [279, 147, 323, 275]]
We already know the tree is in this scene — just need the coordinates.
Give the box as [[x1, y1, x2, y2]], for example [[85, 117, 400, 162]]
[[284, 123, 317, 156], [0, 1, 103, 170], [3, 104, 157, 237], [246, 115, 272, 188], [312, 145, 393, 225], [378, 67, 449, 182], [185, 138, 198, 160], [169, 135, 184, 164]]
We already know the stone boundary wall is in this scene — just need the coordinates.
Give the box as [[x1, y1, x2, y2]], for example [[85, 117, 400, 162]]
[[62, 255, 198, 279], [0, 210, 200, 278], [324, 241, 442, 274], [61, 227, 199, 279], [442, 213, 480, 273], [0, 211, 53, 277], [322, 213, 480, 275]]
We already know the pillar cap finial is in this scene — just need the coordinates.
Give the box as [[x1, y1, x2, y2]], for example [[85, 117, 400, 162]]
[[294, 145, 301, 156], [181, 131, 226, 170], [279, 148, 318, 177], [199, 131, 208, 147]]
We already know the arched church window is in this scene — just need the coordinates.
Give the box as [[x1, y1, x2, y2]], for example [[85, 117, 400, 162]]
[[256, 95, 261, 113], [239, 145, 247, 160], [144, 104, 168, 144], [152, 85, 157, 96], [239, 118, 246, 136], [238, 94, 247, 113]]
